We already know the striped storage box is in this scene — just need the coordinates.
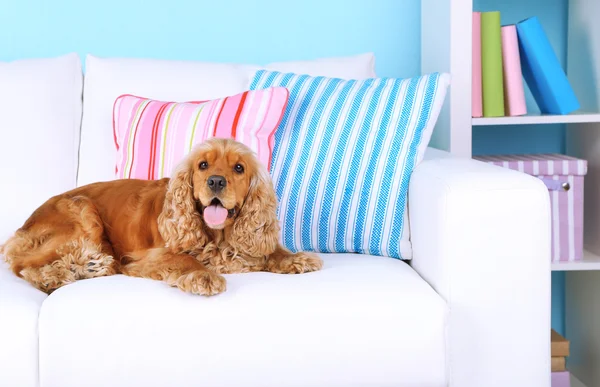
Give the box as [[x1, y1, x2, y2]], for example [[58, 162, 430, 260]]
[[474, 154, 587, 262]]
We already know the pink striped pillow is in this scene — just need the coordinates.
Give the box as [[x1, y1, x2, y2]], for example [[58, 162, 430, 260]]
[[112, 87, 289, 180]]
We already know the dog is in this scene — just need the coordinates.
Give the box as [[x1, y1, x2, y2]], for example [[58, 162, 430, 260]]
[[0, 138, 323, 295]]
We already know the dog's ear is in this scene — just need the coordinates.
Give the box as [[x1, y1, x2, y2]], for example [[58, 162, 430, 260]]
[[229, 164, 279, 258], [158, 156, 208, 253]]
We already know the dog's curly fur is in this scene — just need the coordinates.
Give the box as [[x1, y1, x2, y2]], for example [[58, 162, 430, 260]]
[[1, 138, 323, 295]]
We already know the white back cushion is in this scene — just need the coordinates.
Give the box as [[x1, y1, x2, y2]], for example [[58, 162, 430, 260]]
[[77, 53, 376, 186], [264, 52, 376, 79], [0, 53, 83, 242], [78, 56, 253, 186]]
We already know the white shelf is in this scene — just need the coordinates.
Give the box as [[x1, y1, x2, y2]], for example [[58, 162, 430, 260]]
[[552, 250, 600, 271], [472, 112, 600, 126], [422, 1, 600, 384]]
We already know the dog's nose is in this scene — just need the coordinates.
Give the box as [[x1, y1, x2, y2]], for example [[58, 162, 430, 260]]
[[207, 175, 227, 192]]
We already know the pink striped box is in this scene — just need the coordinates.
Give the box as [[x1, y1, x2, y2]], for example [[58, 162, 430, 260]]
[[551, 371, 571, 387], [474, 154, 588, 262]]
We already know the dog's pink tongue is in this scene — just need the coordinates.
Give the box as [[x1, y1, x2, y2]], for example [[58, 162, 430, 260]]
[[203, 204, 228, 226]]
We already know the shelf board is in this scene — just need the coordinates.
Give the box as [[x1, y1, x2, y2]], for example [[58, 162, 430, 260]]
[[552, 250, 600, 271], [472, 112, 600, 126]]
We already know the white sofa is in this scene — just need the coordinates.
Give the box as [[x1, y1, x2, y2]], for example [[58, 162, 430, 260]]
[[0, 53, 551, 387]]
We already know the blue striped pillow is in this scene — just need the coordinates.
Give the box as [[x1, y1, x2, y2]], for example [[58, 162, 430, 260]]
[[249, 70, 450, 259]]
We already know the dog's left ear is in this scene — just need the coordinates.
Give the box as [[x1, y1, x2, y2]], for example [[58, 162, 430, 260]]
[[229, 165, 279, 258]]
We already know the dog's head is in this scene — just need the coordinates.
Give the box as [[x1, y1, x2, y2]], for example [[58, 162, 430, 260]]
[[192, 139, 256, 230], [158, 138, 279, 257]]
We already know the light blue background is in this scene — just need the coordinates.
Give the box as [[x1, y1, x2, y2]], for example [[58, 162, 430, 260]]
[[0, 0, 566, 333]]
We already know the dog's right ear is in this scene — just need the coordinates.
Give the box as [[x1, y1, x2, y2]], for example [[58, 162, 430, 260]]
[[158, 155, 208, 253]]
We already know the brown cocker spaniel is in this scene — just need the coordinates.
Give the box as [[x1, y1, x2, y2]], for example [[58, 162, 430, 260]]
[[1, 138, 323, 295]]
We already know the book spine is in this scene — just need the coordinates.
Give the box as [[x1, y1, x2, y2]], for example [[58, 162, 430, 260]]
[[516, 16, 580, 115], [551, 329, 571, 357], [481, 11, 505, 117], [472, 12, 483, 117], [552, 345, 570, 357], [551, 356, 566, 372], [501, 25, 527, 116]]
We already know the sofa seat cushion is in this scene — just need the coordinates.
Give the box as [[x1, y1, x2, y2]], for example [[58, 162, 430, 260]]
[[38, 253, 447, 387]]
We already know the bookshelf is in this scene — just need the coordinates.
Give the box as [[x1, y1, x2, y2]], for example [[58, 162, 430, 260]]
[[422, 0, 600, 386]]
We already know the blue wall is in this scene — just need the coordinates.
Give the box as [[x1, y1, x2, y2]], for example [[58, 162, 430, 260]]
[[0, 0, 566, 333], [0, 0, 420, 78]]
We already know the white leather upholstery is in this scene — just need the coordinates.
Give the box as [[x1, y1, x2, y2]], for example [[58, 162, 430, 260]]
[[77, 54, 376, 186], [0, 261, 47, 387], [0, 148, 552, 387], [0, 53, 82, 242], [409, 155, 552, 387], [0, 53, 552, 387], [38, 253, 447, 387]]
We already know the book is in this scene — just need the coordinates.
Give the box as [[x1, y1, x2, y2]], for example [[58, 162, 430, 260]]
[[552, 356, 566, 372], [551, 329, 570, 357], [501, 25, 527, 116], [516, 16, 580, 115], [472, 12, 483, 117], [481, 11, 505, 117]]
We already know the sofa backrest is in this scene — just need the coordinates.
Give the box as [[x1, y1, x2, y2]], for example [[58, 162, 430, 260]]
[[0, 53, 82, 241], [0, 52, 376, 241], [77, 53, 376, 186]]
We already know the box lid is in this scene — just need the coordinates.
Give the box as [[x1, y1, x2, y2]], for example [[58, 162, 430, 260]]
[[473, 153, 587, 176]]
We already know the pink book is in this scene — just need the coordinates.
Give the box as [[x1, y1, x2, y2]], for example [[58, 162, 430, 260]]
[[472, 12, 483, 117], [501, 25, 527, 116]]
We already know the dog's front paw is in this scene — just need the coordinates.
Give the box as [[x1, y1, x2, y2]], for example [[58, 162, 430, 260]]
[[268, 252, 323, 274], [176, 270, 226, 296]]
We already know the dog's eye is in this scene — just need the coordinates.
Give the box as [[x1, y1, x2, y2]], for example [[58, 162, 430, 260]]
[[234, 164, 244, 174], [199, 161, 208, 170]]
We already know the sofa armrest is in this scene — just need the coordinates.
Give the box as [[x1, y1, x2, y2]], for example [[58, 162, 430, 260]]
[[0, 259, 47, 387], [408, 155, 551, 387]]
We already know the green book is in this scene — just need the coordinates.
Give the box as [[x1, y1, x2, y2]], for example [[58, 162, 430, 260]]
[[481, 11, 505, 117]]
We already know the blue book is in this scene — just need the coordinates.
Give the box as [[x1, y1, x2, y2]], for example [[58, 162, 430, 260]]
[[516, 16, 580, 115]]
